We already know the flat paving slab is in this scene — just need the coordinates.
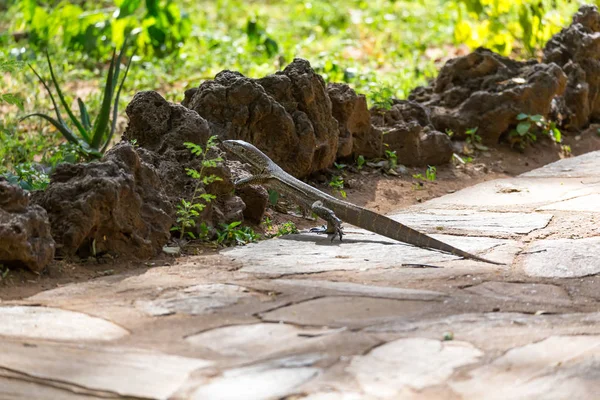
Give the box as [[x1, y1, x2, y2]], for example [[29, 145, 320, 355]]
[[2, 151, 600, 399], [346, 338, 483, 397], [135, 283, 254, 316], [449, 335, 600, 400], [0, 305, 128, 341], [226, 232, 515, 275], [520, 150, 600, 178], [537, 193, 600, 212], [424, 177, 600, 211], [0, 340, 211, 399], [392, 209, 553, 236], [523, 236, 600, 278]]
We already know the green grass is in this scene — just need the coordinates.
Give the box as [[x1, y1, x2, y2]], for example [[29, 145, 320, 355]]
[[0, 0, 584, 181]]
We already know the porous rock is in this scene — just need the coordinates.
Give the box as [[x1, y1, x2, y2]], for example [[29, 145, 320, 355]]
[[124, 91, 245, 233], [371, 100, 453, 166], [544, 5, 600, 130], [227, 160, 268, 224], [327, 83, 383, 159], [32, 143, 173, 258], [0, 179, 55, 272], [409, 47, 567, 144], [183, 58, 339, 178]]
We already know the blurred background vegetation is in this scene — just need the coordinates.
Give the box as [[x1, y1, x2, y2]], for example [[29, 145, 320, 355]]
[[0, 0, 587, 188]]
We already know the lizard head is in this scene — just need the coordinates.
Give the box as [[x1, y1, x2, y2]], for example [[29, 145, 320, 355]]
[[222, 139, 272, 170]]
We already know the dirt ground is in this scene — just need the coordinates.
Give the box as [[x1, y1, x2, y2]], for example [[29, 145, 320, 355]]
[[2, 128, 599, 301]]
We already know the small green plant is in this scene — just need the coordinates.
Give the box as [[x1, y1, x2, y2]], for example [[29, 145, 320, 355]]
[[2, 163, 50, 191], [413, 167, 436, 182], [561, 144, 572, 158], [262, 216, 274, 231], [14, 0, 190, 57], [0, 59, 24, 111], [246, 18, 280, 58], [453, 153, 473, 164], [0, 265, 9, 283], [267, 189, 280, 206], [216, 221, 259, 246], [426, 165, 437, 181], [356, 155, 366, 170], [509, 113, 561, 150], [412, 181, 424, 190], [329, 175, 347, 198], [263, 218, 298, 238], [172, 136, 223, 241], [21, 40, 133, 159], [385, 149, 398, 170], [465, 127, 481, 144], [0, 124, 84, 190], [370, 86, 395, 110], [333, 162, 347, 170], [445, 129, 455, 138], [465, 127, 489, 151], [276, 221, 299, 236]]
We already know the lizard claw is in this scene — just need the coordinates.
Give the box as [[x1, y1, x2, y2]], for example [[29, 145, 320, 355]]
[[310, 224, 344, 242]]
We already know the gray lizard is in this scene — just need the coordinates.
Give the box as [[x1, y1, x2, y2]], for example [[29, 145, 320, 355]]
[[223, 139, 504, 265]]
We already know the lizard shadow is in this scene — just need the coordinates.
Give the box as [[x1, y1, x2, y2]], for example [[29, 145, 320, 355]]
[[277, 232, 411, 247]]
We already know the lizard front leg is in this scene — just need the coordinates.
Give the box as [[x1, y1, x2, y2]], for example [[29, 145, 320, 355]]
[[309, 200, 344, 242]]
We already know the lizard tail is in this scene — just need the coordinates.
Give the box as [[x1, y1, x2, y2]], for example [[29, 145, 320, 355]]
[[333, 204, 505, 265]]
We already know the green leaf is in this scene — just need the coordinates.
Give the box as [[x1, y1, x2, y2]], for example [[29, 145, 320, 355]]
[[91, 50, 117, 149], [268, 189, 279, 205], [20, 113, 79, 144], [0, 93, 24, 110], [186, 168, 201, 179], [185, 142, 203, 155], [46, 52, 90, 143], [180, 199, 191, 208], [116, 0, 142, 18], [28, 63, 69, 132], [529, 114, 543, 122], [103, 39, 134, 153], [206, 135, 220, 148], [202, 175, 222, 184], [77, 98, 92, 131], [191, 203, 206, 211], [356, 155, 365, 169], [228, 221, 242, 229], [516, 113, 529, 121], [552, 127, 562, 142], [264, 37, 279, 57], [199, 193, 217, 202], [246, 19, 260, 43], [203, 159, 220, 167], [0, 59, 23, 73], [516, 122, 531, 135]]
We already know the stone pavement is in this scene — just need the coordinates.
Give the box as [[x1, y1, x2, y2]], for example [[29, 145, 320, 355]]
[[2, 152, 600, 399]]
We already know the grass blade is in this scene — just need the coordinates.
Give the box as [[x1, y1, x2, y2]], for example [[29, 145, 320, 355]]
[[20, 113, 79, 144], [91, 50, 117, 149], [112, 35, 129, 90], [28, 63, 69, 129], [102, 50, 133, 153], [45, 52, 90, 143], [77, 98, 92, 131]]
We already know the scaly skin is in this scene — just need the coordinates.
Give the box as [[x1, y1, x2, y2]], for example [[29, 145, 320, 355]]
[[223, 139, 504, 265]]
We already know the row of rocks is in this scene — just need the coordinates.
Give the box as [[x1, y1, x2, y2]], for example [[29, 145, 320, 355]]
[[2, 5, 599, 273]]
